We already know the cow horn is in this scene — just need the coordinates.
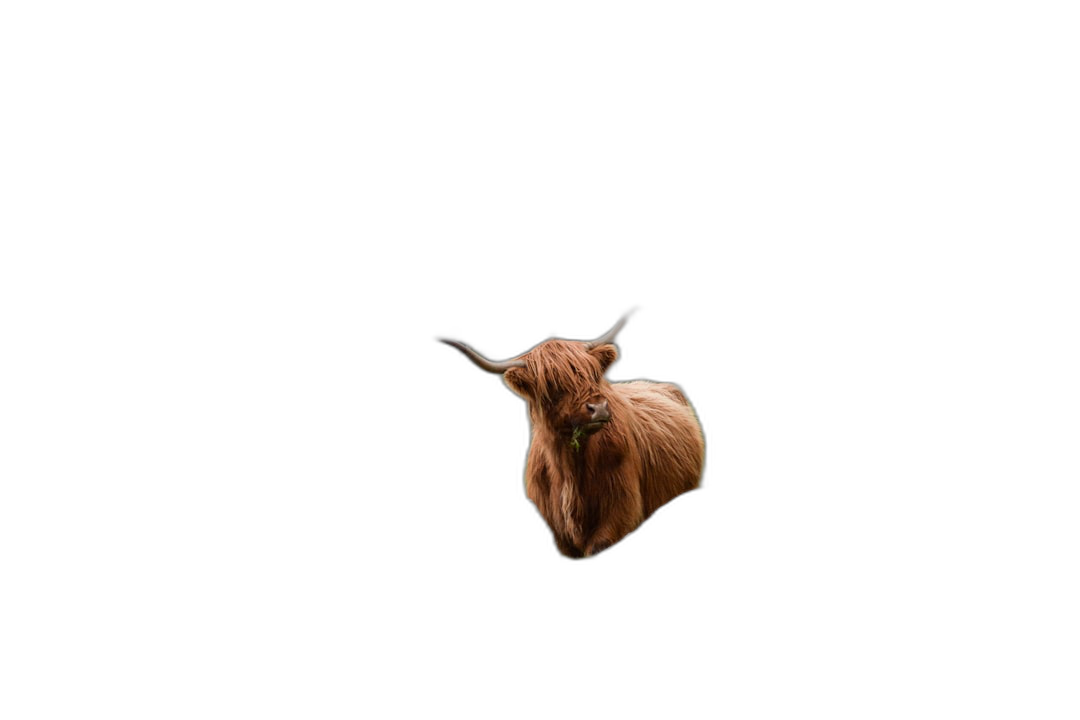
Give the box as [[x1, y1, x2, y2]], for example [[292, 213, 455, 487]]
[[440, 339, 527, 374], [586, 311, 634, 349]]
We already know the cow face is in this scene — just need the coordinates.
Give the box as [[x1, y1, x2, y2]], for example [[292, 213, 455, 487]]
[[440, 314, 631, 445], [503, 340, 618, 439]]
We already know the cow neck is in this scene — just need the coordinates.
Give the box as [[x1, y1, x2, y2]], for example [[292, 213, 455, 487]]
[[559, 431, 610, 482]]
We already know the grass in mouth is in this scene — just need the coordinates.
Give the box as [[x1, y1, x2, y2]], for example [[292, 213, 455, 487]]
[[569, 426, 584, 452]]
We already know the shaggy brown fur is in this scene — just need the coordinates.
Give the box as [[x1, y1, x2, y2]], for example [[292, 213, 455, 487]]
[[443, 324, 705, 558]]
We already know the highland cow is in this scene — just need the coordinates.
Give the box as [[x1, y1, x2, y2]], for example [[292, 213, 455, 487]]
[[441, 314, 705, 558]]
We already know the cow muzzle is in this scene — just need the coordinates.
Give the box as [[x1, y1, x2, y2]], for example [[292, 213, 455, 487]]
[[582, 400, 610, 432]]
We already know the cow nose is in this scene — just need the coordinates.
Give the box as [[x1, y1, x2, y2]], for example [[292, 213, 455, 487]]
[[586, 400, 610, 422]]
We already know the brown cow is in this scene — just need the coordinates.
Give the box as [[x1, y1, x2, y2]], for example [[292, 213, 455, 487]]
[[441, 314, 705, 558]]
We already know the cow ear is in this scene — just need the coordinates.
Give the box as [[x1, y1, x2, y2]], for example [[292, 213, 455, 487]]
[[589, 343, 618, 370], [503, 366, 535, 398]]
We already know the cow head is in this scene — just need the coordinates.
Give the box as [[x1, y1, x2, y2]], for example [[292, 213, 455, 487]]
[[441, 315, 628, 445]]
